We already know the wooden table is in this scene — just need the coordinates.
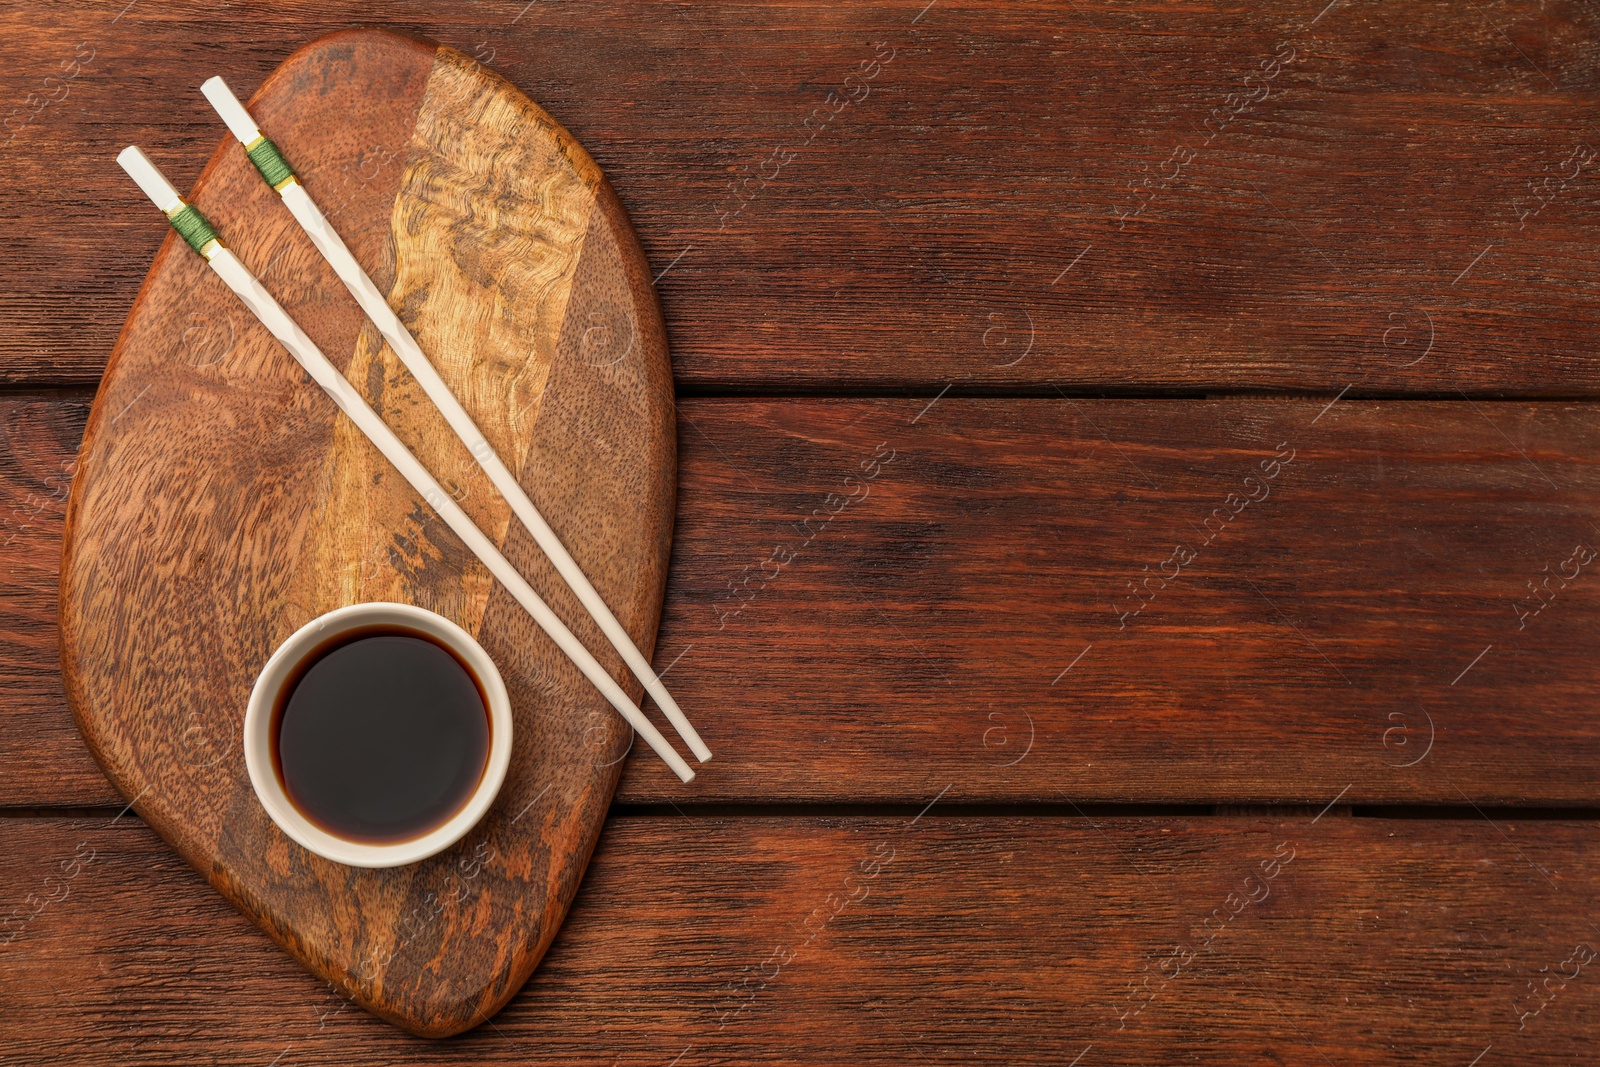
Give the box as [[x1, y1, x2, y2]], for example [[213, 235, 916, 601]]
[[3, 1, 1598, 1062]]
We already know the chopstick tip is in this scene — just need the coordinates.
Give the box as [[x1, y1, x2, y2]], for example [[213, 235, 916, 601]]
[[116, 145, 181, 212], [200, 75, 262, 144]]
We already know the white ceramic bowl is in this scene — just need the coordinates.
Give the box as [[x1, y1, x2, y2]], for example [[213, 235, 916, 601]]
[[243, 602, 512, 869]]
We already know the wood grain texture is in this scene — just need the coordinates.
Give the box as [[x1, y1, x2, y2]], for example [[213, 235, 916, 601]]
[[2, 815, 1597, 1064], [3, 2, 1599, 1058], [12, 395, 1600, 808], [0, 398, 96, 802], [5, 1, 1600, 392], [54, 31, 677, 1036]]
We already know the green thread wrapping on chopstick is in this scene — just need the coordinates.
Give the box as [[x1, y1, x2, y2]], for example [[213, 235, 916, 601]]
[[167, 203, 220, 256], [245, 136, 297, 190]]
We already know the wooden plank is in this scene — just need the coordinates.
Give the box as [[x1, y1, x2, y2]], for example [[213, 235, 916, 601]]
[[1, 815, 1596, 1059], [5, 1, 1600, 391], [0, 397, 102, 804], [7, 395, 1600, 807]]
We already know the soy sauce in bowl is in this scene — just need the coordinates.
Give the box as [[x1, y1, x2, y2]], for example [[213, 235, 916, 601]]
[[271, 626, 491, 844]]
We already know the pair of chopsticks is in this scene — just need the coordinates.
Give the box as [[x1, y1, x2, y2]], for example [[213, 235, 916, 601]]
[[116, 77, 709, 783]]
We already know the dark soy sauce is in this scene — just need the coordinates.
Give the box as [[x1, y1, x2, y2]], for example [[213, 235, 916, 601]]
[[272, 626, 490, 844]]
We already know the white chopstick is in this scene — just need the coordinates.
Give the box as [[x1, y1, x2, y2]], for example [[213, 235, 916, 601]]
[[198, 77, 712, 766], [115, 146, 696, 784]]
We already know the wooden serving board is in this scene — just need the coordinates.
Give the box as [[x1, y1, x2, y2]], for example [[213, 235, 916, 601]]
[[57, 29, 676, 1038]]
